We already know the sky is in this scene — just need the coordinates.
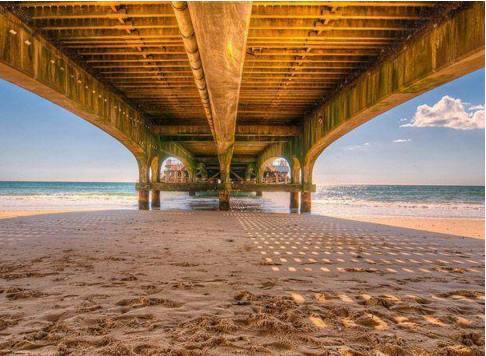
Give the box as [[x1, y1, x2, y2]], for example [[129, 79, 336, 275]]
[[0, 69, 484, 185]]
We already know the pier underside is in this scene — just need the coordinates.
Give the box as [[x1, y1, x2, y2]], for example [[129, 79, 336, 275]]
[[0, 208, 484, 353], [0, 1, 484, 210]]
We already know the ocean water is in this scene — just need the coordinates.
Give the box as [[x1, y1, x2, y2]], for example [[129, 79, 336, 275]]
[[311, 185, 485, 219], [0, 181, 484, 219]]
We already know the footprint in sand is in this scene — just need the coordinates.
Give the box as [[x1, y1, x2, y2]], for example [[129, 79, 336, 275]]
[[353, 312, 389, 330], [115, 296, 183, 309], [356, 294, 400, 309], [5, 287, 45, 300], [440, 290, 484, 300], [0, 312, 21, 330]]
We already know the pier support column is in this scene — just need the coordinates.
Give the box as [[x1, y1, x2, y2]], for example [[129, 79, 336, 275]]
[[218, 152, 232, 211], [139, 190, 150, 210], [290, 192, 299, 212], [219, 190, 230, 211], [151, 190, 161, 208], [150, 155, 162, 209], [256, 191, 262, 197], [137, 156, 151, 210], [290, 158, 302, 213], [300, 192, 311, 213], [300, 160, 313, 213]]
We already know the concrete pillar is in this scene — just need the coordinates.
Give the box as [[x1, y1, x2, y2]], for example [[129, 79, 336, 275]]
[[300, 191, 311, 213], [139, 190, 150, 210], [255, 191, 262, 197], [218, 151, 232, 211], [138, 157, 151, 210], [189, 191, 196, 196], [151, 190, 160, 208], [219, 190, 230, 211], [290, 191, 299, 211]]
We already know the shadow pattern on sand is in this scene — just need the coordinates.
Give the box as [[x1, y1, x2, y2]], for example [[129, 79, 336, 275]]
[[0, 207, 484, 355]]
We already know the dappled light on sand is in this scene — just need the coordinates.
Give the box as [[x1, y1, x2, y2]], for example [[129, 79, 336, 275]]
[[0, 206, 484, 354]]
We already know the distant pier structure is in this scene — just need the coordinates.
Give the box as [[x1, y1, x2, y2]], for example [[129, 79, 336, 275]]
[[161, 159, 189, 183], [262, 159, 290, 184], [0, 2, 483, 211]]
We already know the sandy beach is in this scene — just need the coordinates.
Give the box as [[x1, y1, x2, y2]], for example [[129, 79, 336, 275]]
[[0, 208, 484, 354], [1, 209, 483, 240], [342, 216, 485, 240]]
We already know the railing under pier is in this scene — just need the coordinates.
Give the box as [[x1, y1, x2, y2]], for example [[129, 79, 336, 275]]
[[136, 182, 316, 193]]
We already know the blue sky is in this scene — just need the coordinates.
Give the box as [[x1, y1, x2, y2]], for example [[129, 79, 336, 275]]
[[0, 69, 484, 185]]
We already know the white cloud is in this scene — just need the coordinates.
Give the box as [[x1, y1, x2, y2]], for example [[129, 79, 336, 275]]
[[393, 138, 411, 143], [402, 96, 485, 130], [343, 142, 371, 151], [469, 104, 484, 111]]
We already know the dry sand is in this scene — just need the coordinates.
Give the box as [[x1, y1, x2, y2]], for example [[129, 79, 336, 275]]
[[0, 210, 72, 220], [344, 216, 485, 240], [0, 208, 484, 354]]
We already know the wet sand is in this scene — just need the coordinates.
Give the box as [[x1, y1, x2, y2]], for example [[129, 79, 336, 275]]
[[0, 207, 484, 354]]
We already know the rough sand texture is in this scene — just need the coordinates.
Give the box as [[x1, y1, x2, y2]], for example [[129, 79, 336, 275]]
[[1, 210, 484, 240], [343, 216, 485, 240], [0, 209, 484, 355]]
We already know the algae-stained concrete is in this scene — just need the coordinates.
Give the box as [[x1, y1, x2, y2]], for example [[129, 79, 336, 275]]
[[302, 2, 485, 179], [0, 8, 159, 162]]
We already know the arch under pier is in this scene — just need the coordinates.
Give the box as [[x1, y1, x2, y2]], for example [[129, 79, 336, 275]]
[[0, 2, 483, 211]]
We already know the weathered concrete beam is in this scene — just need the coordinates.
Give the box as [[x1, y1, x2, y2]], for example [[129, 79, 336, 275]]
[[0, 7, 159, 161], [303, 3, 485, 180], [154, 125, 301, 137], [196, 156, 257, 165], [183, 2, 251, 186], [172, 1, 252, 210], [256, 138, 304, 177], [171, 2, 214, 135]]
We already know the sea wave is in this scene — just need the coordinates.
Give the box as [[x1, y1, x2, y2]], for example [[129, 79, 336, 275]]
[[311, 199, 484, 219], [307, 184, 484, 218]]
